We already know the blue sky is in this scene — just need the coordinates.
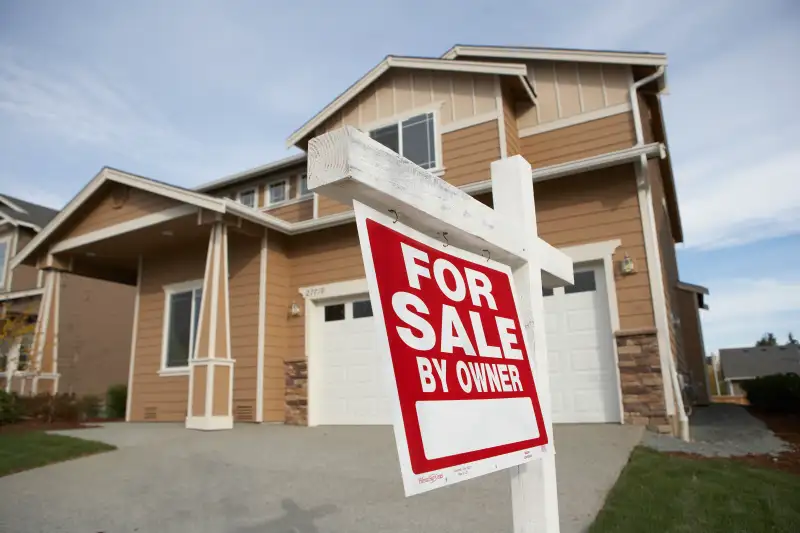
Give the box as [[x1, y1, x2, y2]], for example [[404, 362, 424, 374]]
[[1, 0, 798, 353]]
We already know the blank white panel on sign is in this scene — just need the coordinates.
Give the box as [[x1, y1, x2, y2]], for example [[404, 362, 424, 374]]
[[415, 398, 540, 460]]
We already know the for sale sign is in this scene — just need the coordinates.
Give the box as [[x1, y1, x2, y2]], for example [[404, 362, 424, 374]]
[[355, 201, 551, 496]]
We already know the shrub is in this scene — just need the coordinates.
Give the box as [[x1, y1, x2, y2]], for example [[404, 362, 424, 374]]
[[77, 395, 102, 420], [106, 384, 127, 419], [0, 390, 22, 425], [17, 393, 80, 423], [741, 373, 800, 414]]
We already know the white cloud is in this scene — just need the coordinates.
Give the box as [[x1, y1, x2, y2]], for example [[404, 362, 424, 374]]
[[701, 277, 800, 353]]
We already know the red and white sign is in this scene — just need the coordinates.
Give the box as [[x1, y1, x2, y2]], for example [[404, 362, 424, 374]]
[[355, 202, 551, 496]]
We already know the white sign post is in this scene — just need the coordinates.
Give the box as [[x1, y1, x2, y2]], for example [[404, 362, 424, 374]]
[[308, 126, 573, 533]]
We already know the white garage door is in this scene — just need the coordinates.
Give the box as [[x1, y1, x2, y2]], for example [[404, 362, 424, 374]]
[[315, 263, 619, 425], [544, 264, 621, 423], [316, 296, 393, 425]]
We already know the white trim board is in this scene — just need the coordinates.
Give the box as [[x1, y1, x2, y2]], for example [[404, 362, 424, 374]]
[[0, 287, 45, 302], [441, 45, 668, 67], [125, 255, 143, 421], [519, 103, 632, 138], [286, 56, 532, 147]]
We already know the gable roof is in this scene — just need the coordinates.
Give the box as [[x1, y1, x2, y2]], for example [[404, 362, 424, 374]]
[[0, 194, 59, 231], [286, 56, 535, 148], [10, 167, 291, 270], [194, 153, 307, 193], [441, 44, 668, 66], [720, 345, 800, 380]]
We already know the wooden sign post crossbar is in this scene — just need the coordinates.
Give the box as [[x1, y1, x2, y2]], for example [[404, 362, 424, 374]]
[[308, 126, 573, 533]]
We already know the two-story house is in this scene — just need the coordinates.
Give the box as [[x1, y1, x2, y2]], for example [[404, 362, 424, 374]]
[[11, 44, 710, 435], [0, 193, 135, 397]]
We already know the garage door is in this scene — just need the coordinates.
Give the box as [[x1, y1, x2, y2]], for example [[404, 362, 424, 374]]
[[544, 264, 621, 423], [315, 264, 619, 425], [317, 296, 394, 425]]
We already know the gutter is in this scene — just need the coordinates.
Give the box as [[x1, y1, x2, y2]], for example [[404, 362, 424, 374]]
[[629, 66, 690, 441]]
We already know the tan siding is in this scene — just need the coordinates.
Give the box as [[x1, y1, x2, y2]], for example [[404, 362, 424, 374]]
[[264, 231, 289, 421], [213, 364, 231, 416], [57, 274, 135, 396], [519, 112, 635, 167], [129, 236, 207, 422], [441, 120, 500, 187], [64, 183, 180, 239], [8, 228, 39, 292], [519, 61, 633, 130], [317, 196, 351, 218], [267, 199, 313, 223], [502, 88, 520, 157], [320, 70, 499, 134], [193, 365, 207, 415], [476, 164, 654, 331], [227, 232, 262, 420]]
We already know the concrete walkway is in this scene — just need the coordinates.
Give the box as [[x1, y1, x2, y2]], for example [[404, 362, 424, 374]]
[[0, 423, 642, 533]]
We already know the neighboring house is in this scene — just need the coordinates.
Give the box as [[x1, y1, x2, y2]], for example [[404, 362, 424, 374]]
[[0, 193, 135, 397], [11, 44, 709, 436], [719, 345, 800, 396]]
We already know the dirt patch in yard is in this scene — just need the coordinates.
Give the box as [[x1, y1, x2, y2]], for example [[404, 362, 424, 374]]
[[0, 420, 100, 435], [667, 410, 800, 476]]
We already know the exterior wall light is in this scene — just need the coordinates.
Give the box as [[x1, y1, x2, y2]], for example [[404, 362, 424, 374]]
[[621, 253, 636, 275], [289, 302, 302, 317]]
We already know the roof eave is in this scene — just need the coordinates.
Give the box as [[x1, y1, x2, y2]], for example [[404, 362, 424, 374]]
[[442, 45, 668, 67]]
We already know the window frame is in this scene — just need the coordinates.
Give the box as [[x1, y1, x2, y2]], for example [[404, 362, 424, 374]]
[[159, 279, 204, 375], [0, 233, 12, 289], [267, 180, 289, 206], [236, 188, 257, 209], [365, 108, 442, 172], [298, 174, 311, 198]]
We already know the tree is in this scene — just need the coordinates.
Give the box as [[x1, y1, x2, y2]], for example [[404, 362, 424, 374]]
[[756, 332, 778, 347], [788, 332, 798, 346], [0, 304, 39, 392]]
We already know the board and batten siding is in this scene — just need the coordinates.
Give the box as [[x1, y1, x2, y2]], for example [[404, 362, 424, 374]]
[[5, 228, 39, 292], [62, 183, 179, 240], [520, 113, 636, 168], [519, 61, 632, 129]]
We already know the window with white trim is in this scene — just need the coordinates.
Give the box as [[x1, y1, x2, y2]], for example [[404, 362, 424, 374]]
[[268, 181, 287, 205], [0, 235, 11, 289], [299, 174, 310, 197], [162, 282, 203, 369], [237, 188, 256, 208], [369, 112, 437, 170]]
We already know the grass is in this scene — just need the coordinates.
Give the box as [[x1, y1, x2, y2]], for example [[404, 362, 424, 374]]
[[0, 431, 116, 477], [590, 447, 800, 533]]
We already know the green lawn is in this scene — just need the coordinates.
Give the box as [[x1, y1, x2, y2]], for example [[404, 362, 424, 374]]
[[590, 447, 800, 533], [0, 431, 116, 477]]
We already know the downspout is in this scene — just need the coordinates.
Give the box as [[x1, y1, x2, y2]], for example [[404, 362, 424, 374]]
[[629, 66, 690, 442]]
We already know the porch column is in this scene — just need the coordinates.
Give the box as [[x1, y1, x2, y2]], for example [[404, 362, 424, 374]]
[[31, 270, 61, 395], [186, 222, 234, 431]]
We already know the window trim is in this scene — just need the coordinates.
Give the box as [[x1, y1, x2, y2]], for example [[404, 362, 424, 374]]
[[267, 180, 289, 206], [159, 279, 204, 376], [364, 107, 443, 172], [298, 173, 311, 199], [0, 233, 11, 289], [236, 188, 257, 209]]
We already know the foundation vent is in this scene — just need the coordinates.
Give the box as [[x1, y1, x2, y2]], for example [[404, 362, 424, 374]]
[[143, 407, 158, 420], [235, 404, 254, 421]]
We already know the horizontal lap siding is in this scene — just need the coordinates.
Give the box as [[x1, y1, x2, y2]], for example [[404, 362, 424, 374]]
[[264, 231, 289, 422], [520, 113, 635, 168], [64, 183, 180, 239], [227, 232, 262, 421], [129, 236, 208, 422], [502, 88, 520, 157], [317, 196, 351, 218], [285, 226, 364, 363], [442, 120, 500, 187], [267, 200, 313, 222], [476, 165, 654, 331]]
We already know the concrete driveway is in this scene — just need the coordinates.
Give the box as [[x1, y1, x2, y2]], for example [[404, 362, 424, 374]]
[[0, 423, 641, 533]]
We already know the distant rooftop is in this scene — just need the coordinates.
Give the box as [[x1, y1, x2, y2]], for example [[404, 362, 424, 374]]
[[720, 345, 800, 380], [0, 193, 59, 230]]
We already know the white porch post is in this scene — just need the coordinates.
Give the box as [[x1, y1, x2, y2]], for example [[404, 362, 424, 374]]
[[492, 156, 560, 533]]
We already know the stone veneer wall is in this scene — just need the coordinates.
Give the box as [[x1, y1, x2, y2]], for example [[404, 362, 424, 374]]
[[615, 329, 671, 433], [285, 360, 308, 425]]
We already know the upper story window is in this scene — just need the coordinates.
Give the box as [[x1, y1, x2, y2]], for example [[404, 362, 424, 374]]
[[299, 174, 310, 197], [0, 234, 11, 290], [370, 112, 437, 170], [237, 188, 256, 208], [268, 181, 287, 205]]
